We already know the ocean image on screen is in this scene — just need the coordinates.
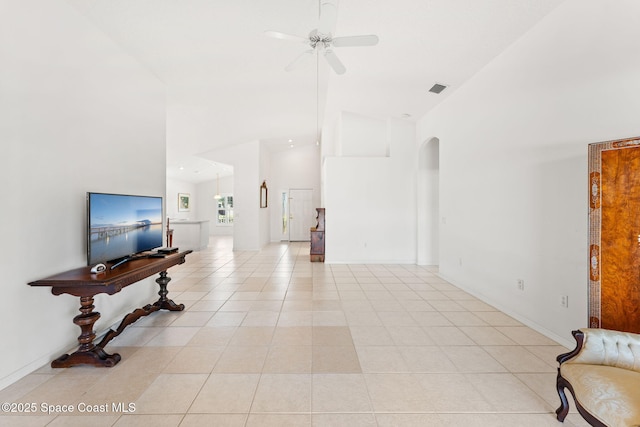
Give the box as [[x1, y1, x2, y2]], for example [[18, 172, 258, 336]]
[[89, 194, 163, 264]]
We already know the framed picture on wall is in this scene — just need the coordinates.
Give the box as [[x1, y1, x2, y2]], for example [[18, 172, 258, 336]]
[[178, 193, 190, 212], [260, 181, 268, 208]]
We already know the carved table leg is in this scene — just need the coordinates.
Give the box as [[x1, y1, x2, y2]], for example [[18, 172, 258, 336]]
[[153, 271, 185, 311], [51, 296, 121, 368]]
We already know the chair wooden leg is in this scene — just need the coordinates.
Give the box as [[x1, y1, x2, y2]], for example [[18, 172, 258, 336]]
[[555, 372, 571, 422]]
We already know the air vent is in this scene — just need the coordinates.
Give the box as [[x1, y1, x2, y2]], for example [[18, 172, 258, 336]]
[[429, 83, 448, 94]]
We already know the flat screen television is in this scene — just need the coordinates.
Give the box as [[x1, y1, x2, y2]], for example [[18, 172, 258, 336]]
[[87, 192, 163, 266]]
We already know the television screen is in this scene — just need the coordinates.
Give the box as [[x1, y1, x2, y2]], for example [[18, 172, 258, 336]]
[[87, 192, 163, 265]]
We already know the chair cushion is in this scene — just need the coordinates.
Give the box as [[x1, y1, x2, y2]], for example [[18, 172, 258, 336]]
[[561, 363, 640, 427]]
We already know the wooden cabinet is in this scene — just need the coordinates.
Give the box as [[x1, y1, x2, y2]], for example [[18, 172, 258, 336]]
[[589, 137, 640, 333], [310, 208, 325, 262]]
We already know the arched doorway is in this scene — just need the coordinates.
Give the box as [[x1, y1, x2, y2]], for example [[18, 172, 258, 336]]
[[417, 137, 439, 265]]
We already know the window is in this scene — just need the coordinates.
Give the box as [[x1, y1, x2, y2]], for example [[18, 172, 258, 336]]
[[216, 194, 233, 225]]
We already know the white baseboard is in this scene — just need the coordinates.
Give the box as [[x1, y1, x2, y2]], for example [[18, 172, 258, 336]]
[[437, 272, 574, 349]]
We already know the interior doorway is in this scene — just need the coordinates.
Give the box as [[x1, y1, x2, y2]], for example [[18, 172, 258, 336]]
[[288, 188, 314, 241]]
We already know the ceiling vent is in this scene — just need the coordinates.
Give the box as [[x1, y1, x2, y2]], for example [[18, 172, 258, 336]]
[[429, 83, 448, 94]]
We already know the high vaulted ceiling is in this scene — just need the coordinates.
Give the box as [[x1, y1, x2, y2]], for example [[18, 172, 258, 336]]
[[66, 0, 564, 183]]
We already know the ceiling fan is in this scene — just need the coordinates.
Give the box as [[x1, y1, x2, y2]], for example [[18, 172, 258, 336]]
[[265, 0, 379, 75]]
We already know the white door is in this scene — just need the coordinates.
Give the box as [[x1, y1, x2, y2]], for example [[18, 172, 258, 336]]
[[288, 189, 314, 241]]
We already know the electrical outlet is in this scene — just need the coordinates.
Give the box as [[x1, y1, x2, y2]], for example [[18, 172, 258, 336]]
[[517, 279, 525, 291], [560, 295, 569, 308]]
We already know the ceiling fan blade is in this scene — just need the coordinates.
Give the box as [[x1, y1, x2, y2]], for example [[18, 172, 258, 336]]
[[324, 49, 346, 74], [285, 49, 315, 72], [318, 1, 337, 35], [332, 35, 379, 47], [264, 30, 308, 43]]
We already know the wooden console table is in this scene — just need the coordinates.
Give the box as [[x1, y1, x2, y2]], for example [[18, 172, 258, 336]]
[[28, 250, 192, 368]]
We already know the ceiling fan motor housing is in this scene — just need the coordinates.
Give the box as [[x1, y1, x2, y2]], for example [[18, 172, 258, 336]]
[[309, 30, 333, 49]]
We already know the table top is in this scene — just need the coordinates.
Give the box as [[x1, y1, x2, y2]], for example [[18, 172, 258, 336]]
[[170, 220, 209, 224], [28, 250, 192, 297]]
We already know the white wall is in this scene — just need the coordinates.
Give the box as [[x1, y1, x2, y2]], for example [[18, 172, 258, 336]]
[[259, 142, 271, 248], [417, 138, 439, 265], [167, 178, 196, 221], [269, 145, 322, 241], [325, 115, 417, 263], [339, 112, 388, 157], [201, 141, 264, 250], [0, 0, 165, 388], [417, 0, 640, 345]]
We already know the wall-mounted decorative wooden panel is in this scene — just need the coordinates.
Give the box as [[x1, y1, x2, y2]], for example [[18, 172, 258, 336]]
[[589, 138, 640, 333]]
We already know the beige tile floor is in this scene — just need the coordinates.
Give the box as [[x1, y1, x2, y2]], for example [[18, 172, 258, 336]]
[[0, 237, 591, 426]]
